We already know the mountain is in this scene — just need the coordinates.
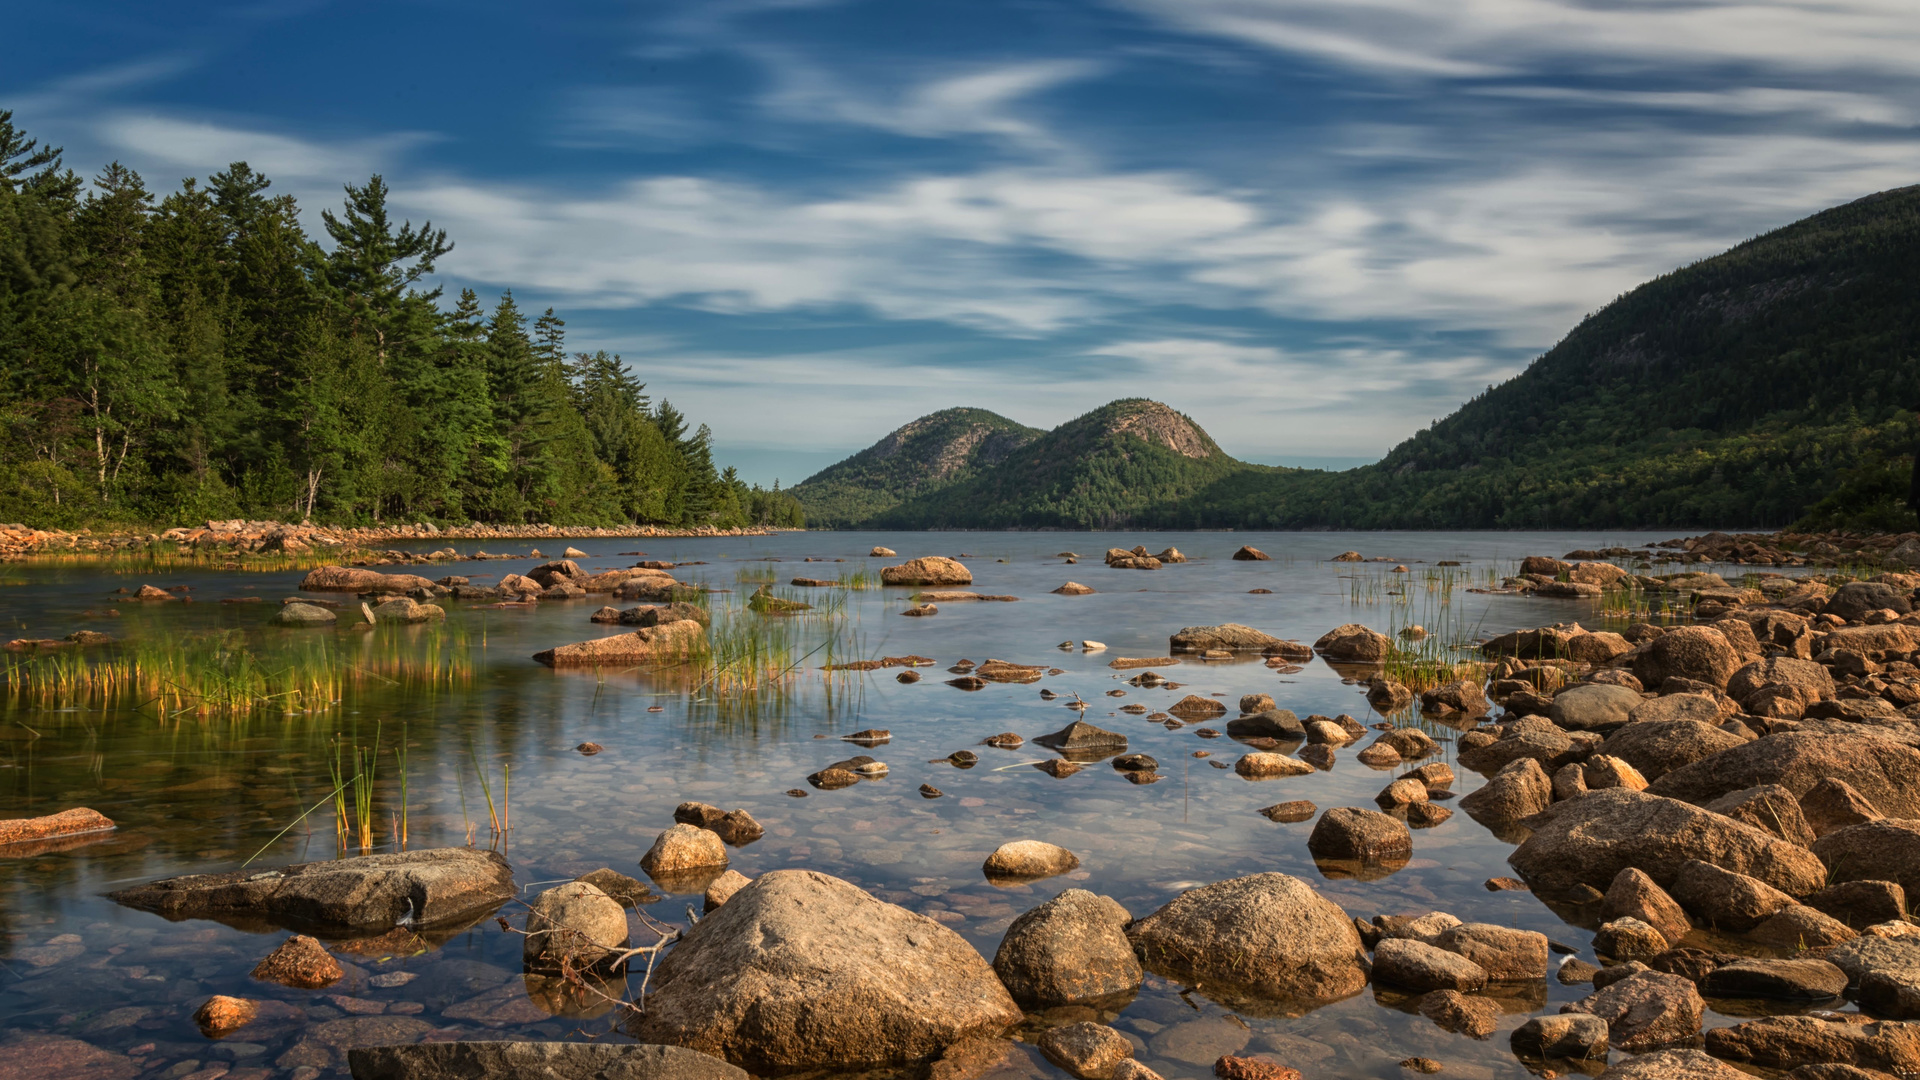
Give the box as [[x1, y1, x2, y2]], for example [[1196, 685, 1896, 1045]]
[[871, 399, 1272, 529], [788, 408, 1044, 527], [795, 184, 1920, 531]]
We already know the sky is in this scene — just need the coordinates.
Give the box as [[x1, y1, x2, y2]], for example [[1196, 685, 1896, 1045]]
[[9, 1, 1920, 486]]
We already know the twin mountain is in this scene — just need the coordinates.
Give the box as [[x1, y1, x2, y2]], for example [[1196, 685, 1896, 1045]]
[[791, 185, 1920, 531]]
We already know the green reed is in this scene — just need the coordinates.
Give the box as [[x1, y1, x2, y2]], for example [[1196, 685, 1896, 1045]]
[[734, 565, 780, 585], [8, 541, 381, 573]]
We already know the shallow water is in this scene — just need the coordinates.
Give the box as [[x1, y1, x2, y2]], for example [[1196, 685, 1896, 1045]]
[[0, 530, 1818, 1079]]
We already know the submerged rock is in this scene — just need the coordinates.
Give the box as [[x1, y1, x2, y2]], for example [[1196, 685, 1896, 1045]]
[[252, 933, 341, 988], [630, 870, 1020, 1074], [348, 1042, 748, 1080], [1037, 1023, 1134, 1080], [111, 847, 512, 932]]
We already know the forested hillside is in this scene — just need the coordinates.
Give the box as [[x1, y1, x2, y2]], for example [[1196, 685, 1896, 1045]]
[[0, 112, 802, 530], [788, 408, 1041, 526], [798, 185, 1920, 531]]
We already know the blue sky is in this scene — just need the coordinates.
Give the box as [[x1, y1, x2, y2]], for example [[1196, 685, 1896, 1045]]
[[11, 1, 1920, 486]]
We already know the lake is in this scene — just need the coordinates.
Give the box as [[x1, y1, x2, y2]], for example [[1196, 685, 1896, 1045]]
[[0, 529, 1773, 1080]]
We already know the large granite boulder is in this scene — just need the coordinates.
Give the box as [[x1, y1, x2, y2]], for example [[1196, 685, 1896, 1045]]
[[880, 558, 972, 586], [300, 566, 436, 593], [1632, 626, 1740, 688], [1549, 683, 1644, 732], [1706, 1016, 1920, 1073], [1169, 624, 1283, 653], [1814, 820, 1920, 897], [110, 848, 513, 932], [1646, 732, 1920, 818], [630, 871, 1019, 1074], [533, 620, 706, 667], [1727, 657, 1834, 719], [1507, 789, 1826, 899], [1599, 720, 1746, 782], [1824, 581, 1914, 623], [992, 890, 1141, 1007], [1314, 624, 1392, 663], [1125, 873, 1368, 1006]]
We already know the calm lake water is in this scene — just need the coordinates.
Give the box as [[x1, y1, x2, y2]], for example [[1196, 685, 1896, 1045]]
[[0, 530, 1795, 1080]]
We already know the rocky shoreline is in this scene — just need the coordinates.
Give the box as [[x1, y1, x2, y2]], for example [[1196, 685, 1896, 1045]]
[[0, 519, 789, 561]]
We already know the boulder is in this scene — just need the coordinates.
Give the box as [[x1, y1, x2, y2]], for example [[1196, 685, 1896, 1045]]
[[110, 847, 512, 931], [1564, 970, 1704, 1051], [1054, 582, 1096, 595], [1807, 880, 1907, 930], [983, 841, 1079, 882], [1170, 624, 1283, 652], [1567, 631, 1633, 664], [1598, 1050, 1750, 1080], [630, 871, 1020, 1074], [350, 1040, 749, 1080], [1668, 860, 1794, 931], [1420, 989, 1500, 1038], [1372, 938, 1487, 991], [523, 881, 628, 973], [533, 620, 706, 667], [370, 597, 444, 623], [1826, 581, 1914, 623], [1727, 657, 1834, 719], [300, 566, 435, 593], [1314, 624, 1392, 663], [1125, 873, 1367, 1005], [273, 602, 337, 627], [1633, 626, 1740, 688], [1702, 958, 1847, 1000], [1601, 868, 1692, 945], [1459, 758, 1551, 823], [1232, 546, 1271, 561], [1458, 722, 1581, 775], [1819, 623, 1920, 661], [992, 890, 1141, 1007], [1646, 732, 1920, 818], [0, 807, 115, 847], [1594, 918, 1670, 962], [704, 870, 752, 913], [193, 995, 258, 1038], [252, 933, 341, 988], [1307, 807, 1412, 862], [880, 558, 972, 586], [1511, 1014, 1609, 1060], [641, 824, 729, 885], [1706, 1016, 1920, 1073], [1549, 683, 1644, 732], [1801, 777, 1885, 837], [1506, 789, 1827, 898], [1585, 755, 1648, 791], [1748, 904, 1857, 950], [1037, 1023, 1134, 1080], [871, 546, 896, 557], [1703, 785, 1816, 845], [1626, 693, 1725, 726], [1035, 721, 1127, 756], [1433, 923, 1549, 980], [1600, 720, 1746, 782], [1814, 819, 1920, 897], [1170, 694, 1229, 718], [1225, 710, 1305, 739]]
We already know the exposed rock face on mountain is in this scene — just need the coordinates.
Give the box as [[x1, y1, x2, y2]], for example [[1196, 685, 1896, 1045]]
[[788, 408, 1043, 527]]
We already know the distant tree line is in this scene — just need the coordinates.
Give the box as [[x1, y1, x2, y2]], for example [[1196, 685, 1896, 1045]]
[[0, 112, 803, 530]]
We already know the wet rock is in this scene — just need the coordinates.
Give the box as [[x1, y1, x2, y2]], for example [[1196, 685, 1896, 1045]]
[[111, 847, 513, 931], [252, 934, 342, 988], [704, 870, 751, 913], [532, 620, 705, 667], [1459, 757, 1552, 823], [1407, 803, 1453, 827], [1037, 1023, 1135, 1080], [193, 994, 258, 1038], [1747, 903, 1856, 949], [881, 557, 972, 586], [1170, 624, 1284, 652], [1355, 742, 1402, 768], [576, 742, 604, 755], [1646, 732, 1920, 819], [0, 1034, 139, 1080], [630, 870, 1019, 1074], [1419, 679, 1487, 715], [1599, 1049, 1750, 1079], [1706, 1015, 1920, 1073], [1231, 546, 1271, 561], [1314, 624, 1392, 663], [1507, 789, 1827, 898], [347, 1042, 748, 1080], [1593, 961, 1650, 990], [1226, 710, 1305, 739], [983, 841, 1079, 881], [641, 824, 729, 882], [1601, 868, 1692, 945], [1037, 760, 1080, 778], [370, 596, 445, 623], [524, 881, 628, 973], [1511, 1013, 1609, 1059], [1808, 880, 1907, 929], [573, 868, 652, 908], [810, 767, 860, 789], [1704, 784, 1816, 845], [1375, 727, 1440, 758], [1599, 719, 1745, 782], [992, 889, 1140, 1008], [0, 806, 115, 847], [1367, 679, 1414, 711], [1703, 958, 1847, 999], [1802, 778, 1885, 838], [1458, 721, 1580, 775], [1373, 911, 1462, 946], [1035, 721, 1127, 755], [1259, 800, 1317, 823], [919, 784, 943, 798], [301, 565, 436, 593], [1373, 938, 1487, 991], [1595, 918, 1670, 961], [1240, 693, 1276, 714], [1307, 807, 1412, 862], [1170, 694, 1229, 719], [871, 546, 896, 557], [274, 601, 337, 627], [1564, 970, 1704, 1051], [1214, 1057, 1299, 1080], [1549, 683, 1644, 732], [1126, 873, 1368, 1004], [1419, 989, 1499, 1038], [1376, 778, 1429, 808], [902, 603, 938, 617], [1235, 753, 1313, 779], [1112, 753, 1158, 773]]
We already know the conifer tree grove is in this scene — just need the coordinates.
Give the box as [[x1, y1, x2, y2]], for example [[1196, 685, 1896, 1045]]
[[0, 113, 804, 530]]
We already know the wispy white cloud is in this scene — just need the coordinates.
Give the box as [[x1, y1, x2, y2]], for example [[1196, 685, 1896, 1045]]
[[94, 112, 430, 185], [756, 56, 1104, 152]]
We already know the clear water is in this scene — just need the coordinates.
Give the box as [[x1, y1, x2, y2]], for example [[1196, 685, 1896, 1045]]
[[0, 531, 1805, 1079]]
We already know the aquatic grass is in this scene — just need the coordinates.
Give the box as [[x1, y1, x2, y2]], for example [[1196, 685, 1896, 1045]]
[[1, 628, 472, 718], [734, 565, 780, 585], [6, 541, 383, 574]]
